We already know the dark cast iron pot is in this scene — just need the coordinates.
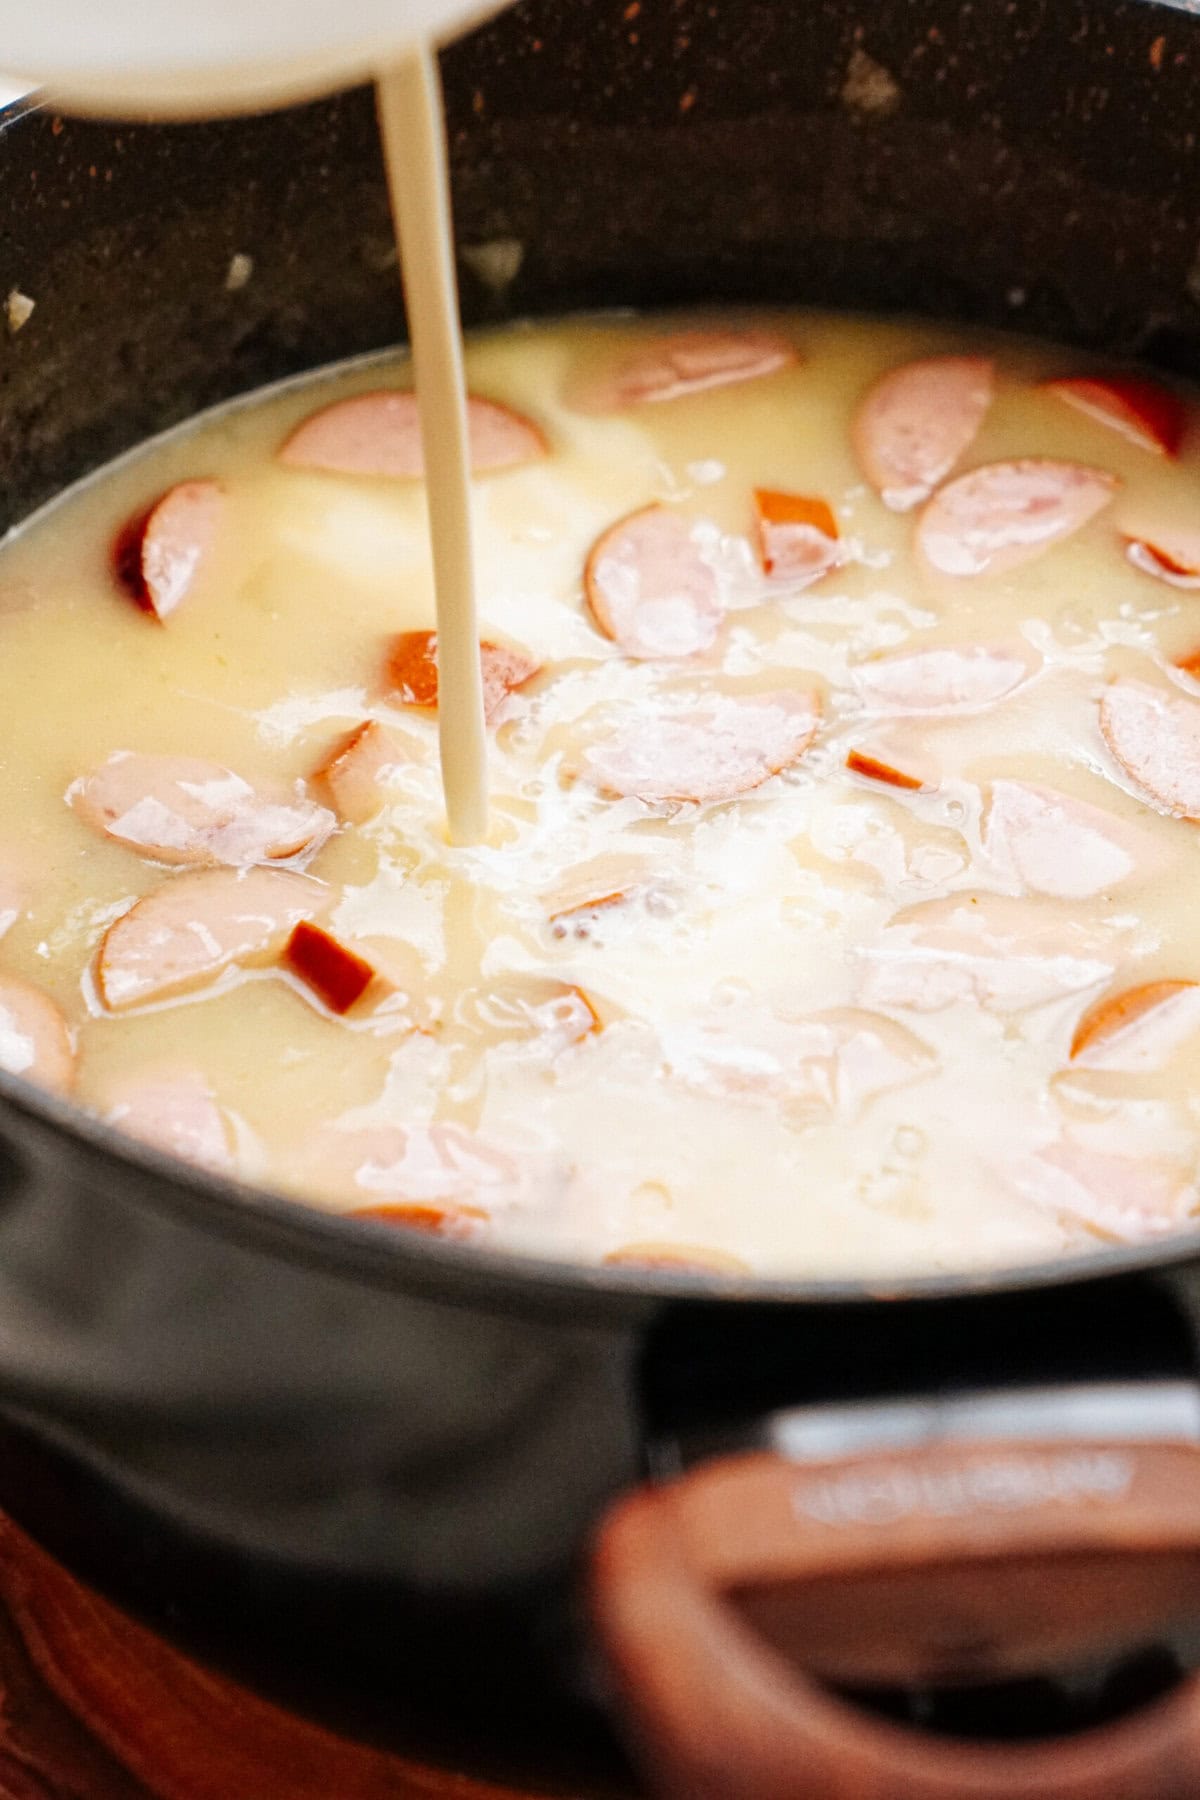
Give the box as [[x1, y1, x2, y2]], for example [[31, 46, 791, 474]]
[[4, 0, 1200, 1793]]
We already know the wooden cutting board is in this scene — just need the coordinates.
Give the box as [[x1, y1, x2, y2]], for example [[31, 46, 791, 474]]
[[0, 1514, 556, 1800]]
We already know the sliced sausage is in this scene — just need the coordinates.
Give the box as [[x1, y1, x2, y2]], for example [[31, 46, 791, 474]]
[[852, 644, 1034, 714], [102, 1069, 233, 1171], [826, 1008, 940, 1116], [585, 506, 722, 659], [916, 459, 1118, 577], [313, 721, 421, 825], [845, 750, 925, 792], [1070, 980, 1200, 1069], [0, 974, 73, 1093], [1013, 1140, 1194, 1242], [385, 630, 540, 724], [285, 921, 379, 1015], [349, 1201, 489, 1241], [851, 355, 994, 511], [1044, 375, 1186, 457], [1100, 679, 1200, 818], [279, 391, 547, 478], [114, 479, 224, 620], [581, 688, 821, 805], [590, 328, 795, 410], [667, 1002, 935, 1117], [860, 893, 1117, 1014], [603, 1243, 750, 1274], [982, 781, 1150, 898], [97, 867, 329, 1011], [455, 977, 601, 1051], [1123, 523, 1200, 588], [753, 489, 843, 586], [305, 1120, 530, 1212], [69, 752, 334, 868], [544, 853, 652, 933]]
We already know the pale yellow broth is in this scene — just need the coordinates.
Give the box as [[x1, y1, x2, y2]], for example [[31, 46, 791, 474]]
[[2, 309, 1200, 1278]]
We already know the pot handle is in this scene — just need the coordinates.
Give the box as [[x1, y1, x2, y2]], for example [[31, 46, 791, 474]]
[[591, 1433, 1200, 1799]]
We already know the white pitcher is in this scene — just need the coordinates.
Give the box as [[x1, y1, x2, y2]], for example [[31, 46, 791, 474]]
[[0, 0, 507, 117]]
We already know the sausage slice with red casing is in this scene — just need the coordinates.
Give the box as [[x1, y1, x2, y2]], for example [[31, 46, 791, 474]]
[[1100, 679, 1200, 818], [102, 1069, 233, 1171], [70, 753, 334, 867], [981, 780, 1154, 898], [1070, 980, 1200, 1068], [590, 328, 796, 409], [853, 644, 1034, 714], [1044, 375, 1186, 457], [1122, 521, 1200, 588], [314, 721, 421, 825], [114, 479, 224, 620], [386, 631, 539, 724], [917, 459, 1118, 577], [582, 689, 821, 805], [97, 867, 330, 1011], [852, 355, 994, 512], [279, 391, 547, 478], [0, 974, 74, 1093], [753, 490, 844, 587], [586, 506, 721, 658]]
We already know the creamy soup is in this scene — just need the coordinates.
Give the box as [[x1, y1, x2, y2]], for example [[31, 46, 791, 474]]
[[2, 310, 1200, 1279]]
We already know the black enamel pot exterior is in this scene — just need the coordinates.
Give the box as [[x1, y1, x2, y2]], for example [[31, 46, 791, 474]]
[[3, 0, 1200, 1791]]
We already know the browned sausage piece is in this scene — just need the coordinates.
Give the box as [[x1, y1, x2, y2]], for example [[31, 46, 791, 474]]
[[589, 328, 796, 410], [1099, 679, 1200, 818], [851, 356, 994, 511], [313, 721, 422, 825], [102, 1069, 233, 1171], [97, 867, 330, 1011], [753, 490, 844, 587], [852, 644, 1033, 714], [284, 922, 379, 1015], [585, 506, 721, 659], [0, 973, 73, 1093], [1070, 980, 1200, 1068], [916, 459, 1118, 577], [70, 753, 334, 867], [385, 631, 540, 725], [349, 1202, 489, 1240], [114, 479, 224, 620], [1043, 375, 1186, 456], [279, 392, 547, 478], [544, 853, 653, 932], [582, 689, 820, 805], [1122, 521, 1200, 588], [844, 750, 925, 792]]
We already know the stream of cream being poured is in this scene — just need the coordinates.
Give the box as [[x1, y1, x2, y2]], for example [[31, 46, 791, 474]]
[[376, 47, 489, 845]]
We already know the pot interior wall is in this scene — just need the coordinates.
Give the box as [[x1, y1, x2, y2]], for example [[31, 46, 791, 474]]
[[0, 0, 1198, 531]]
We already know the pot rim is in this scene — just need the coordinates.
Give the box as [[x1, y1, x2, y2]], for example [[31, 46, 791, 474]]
[[0, 1065, 1189, 1313]]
